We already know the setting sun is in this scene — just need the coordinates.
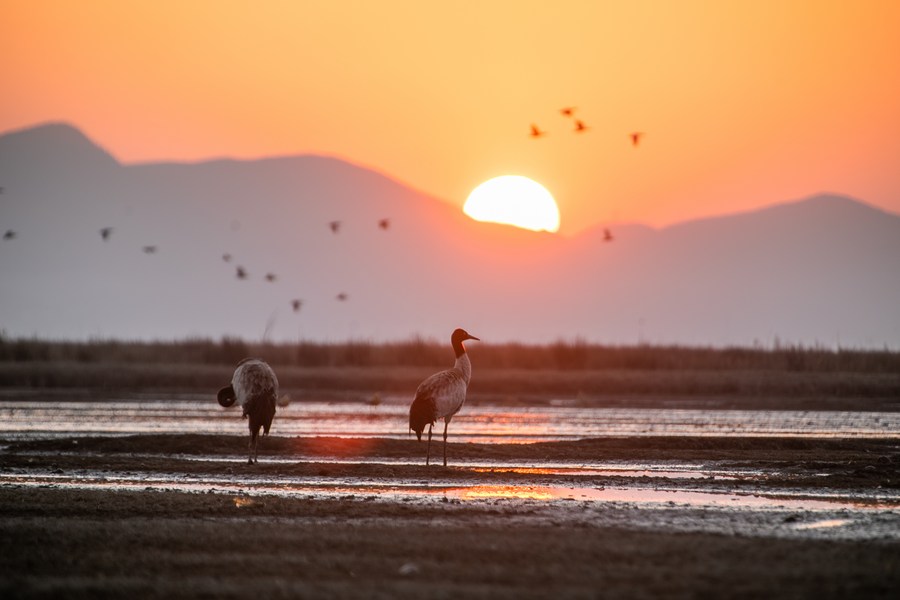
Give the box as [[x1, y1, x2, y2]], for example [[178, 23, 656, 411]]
[[463, 176, 560, 233]]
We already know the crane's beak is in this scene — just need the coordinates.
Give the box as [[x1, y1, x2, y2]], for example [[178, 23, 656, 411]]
[[467, 334, 480, 342]]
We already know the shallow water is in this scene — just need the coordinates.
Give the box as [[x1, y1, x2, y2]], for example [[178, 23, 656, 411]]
[[2, 399, 898, 443], [3, 468, 897, 512]]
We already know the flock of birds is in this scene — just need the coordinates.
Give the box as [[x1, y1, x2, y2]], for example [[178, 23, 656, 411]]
[[1, 200, 394, 317], [529, 106, 644, 147], [221, 327, 478, 466]]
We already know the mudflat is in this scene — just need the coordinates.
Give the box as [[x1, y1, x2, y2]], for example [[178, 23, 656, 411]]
[[2, 434, 899, 599]]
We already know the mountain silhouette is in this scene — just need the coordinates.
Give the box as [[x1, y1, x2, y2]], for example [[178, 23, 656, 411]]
[[1, 122, 898, 347]]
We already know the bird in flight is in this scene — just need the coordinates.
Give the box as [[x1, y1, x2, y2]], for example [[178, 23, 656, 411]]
[[329, 221, 341, 234], [3, 230, 17, 241], [264, 273, 277, 283], [574, 120, 589, 133], [378, 218, 390, 230], [142, 245, 157, 254], [603, 228, 614, 242], [290, 299, 303, 313], [560, 107, 576, 117], [530, 124, 547, 138], [236, 266, 248, 280], [630, 132, 644, 147], [100, 227, 113, 241]]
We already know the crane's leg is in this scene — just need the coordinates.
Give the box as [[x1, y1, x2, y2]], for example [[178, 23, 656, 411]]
[[443, 420, 449, 467], [249, 427, 259, 464], [426, 423, 433, 466]]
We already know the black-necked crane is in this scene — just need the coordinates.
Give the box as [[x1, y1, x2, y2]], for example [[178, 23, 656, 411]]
[[530, 124, 546, 138], [574, 119, 589, 133], [222, 253, 232, 263], [329, 220, 341, 234], [336, 292, 348, 302], [409, 328, 480, 466], [100, 227, 113, 241], [142, 245, 157, 254], [236, 266, 248, 280], [217, 358, 279, 464], [560, 107, 576, 117], [378, 218, 390, 230], [290, 299, 303, 313], [630, 132, 644, 147], [264, 273, 277, 283], [3, 230, 17, 241]]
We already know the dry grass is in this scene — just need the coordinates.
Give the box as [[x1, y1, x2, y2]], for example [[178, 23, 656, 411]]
[[0, 336, 898, 404]]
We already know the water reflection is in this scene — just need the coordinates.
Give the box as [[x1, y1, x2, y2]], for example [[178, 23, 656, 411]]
[[1, 400, 898, 442]]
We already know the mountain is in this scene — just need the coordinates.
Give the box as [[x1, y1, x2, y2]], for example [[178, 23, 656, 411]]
[[2, 122, 899, 347]]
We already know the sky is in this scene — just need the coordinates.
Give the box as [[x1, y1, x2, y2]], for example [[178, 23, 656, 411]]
[[2, 0, 900, 235]]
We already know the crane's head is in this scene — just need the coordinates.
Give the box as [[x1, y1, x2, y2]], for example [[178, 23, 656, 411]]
[[217, 384, 237, 408], [409, 396, 435, 441]]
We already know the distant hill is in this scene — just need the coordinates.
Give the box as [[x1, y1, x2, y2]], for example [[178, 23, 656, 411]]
[[2, 122, 899, 348]]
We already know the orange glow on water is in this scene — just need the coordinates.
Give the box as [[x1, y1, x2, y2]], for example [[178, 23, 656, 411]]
[[460, 486, 557, 501]]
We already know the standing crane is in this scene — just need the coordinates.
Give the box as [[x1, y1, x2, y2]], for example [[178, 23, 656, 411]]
[[217, 358, 279, 464], [409, 328, 480, 466]]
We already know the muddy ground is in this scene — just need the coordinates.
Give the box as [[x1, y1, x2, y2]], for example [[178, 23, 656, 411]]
[[1, 435, 899, 599]]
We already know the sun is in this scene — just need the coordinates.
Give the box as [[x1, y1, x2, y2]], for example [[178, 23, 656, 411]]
[[463, 176, 560, 233]]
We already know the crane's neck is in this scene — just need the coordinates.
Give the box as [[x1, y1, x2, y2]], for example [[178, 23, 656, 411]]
[[454, 351, 472, 385]]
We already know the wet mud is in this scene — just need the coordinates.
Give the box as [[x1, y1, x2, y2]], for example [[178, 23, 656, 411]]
[[2, 434, 899, 598]]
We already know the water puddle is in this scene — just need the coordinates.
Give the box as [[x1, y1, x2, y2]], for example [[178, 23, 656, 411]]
[[2, 400, 898, 442], [792, 519, 854, 530], [2, 471, 897, 512]]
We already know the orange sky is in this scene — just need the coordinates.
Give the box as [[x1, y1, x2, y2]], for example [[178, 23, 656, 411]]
[[2, 0, 899, 235]]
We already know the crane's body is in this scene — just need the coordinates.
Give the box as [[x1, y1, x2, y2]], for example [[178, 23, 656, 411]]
[[409, 329, 479, 466], [217, 358, 278, 464]]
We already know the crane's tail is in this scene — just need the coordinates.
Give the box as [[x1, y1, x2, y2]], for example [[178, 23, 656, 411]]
[[217, 385, 236, 408], [409, 396, 436, 442]]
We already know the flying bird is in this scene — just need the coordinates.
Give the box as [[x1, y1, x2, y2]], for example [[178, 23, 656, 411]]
[[236, 266, 248, 280], [264, 273, 277, 283], [530, 124, 547, 138], [142, 245, 157, 254], [222, 253, 232, 263], [409, 328, 480, 466], [336, 292, 348, 302], [329, 221, 341, 234], [574, 120, 589, 133], [217, 358, 279, 464], [603, 228, 614, 242], [100, 227, 113, 241], [630, 132, 644, 147], [3, 230, 16, 241], [560, 107, 576, 117], [378, 218, 390, 230], [290, 299, 303, 313]]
